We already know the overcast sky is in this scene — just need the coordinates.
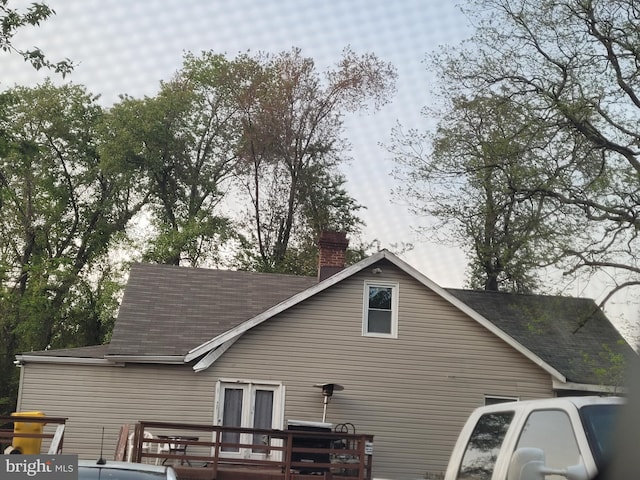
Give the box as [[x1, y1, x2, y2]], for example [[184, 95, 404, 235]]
[[3, 0, 638, 337], [3, 0, 473, 278]]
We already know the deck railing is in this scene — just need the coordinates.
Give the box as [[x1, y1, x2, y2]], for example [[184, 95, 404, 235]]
[[127, 420, 374, 480], [0, 414, 67, 454]]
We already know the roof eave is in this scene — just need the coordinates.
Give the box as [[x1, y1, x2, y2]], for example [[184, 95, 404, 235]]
[[104, 355, 185, 365], [552, 379, 626, 394], [192, 336, 240, 372], [16, 354, 121, 366]]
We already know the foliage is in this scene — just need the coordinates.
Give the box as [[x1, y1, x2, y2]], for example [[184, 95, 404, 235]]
[[433, 0, 640, 302], [0, 0, 72, 76], [581, 342, 628, 392], [391, 93, 572, 292], [102, 55, 240, 266], [103, 47, 390, 271], [0, 82, 140, 413], [393, 0, 640, 301]]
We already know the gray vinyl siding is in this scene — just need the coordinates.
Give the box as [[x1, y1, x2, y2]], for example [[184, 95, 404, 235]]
[[17, 259, 553, 479], [17, 363, 216, 460], [208, 260, 553, 479]]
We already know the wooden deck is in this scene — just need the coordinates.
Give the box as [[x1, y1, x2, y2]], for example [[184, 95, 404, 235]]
[[2, 416, 372, 479], [124, 420, 374, 480]]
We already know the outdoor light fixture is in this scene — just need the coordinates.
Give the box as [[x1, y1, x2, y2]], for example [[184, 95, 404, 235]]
[[314, 383, 344, 422]]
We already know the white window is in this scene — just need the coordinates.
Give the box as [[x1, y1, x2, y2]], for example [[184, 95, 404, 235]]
[[362, 281, 398, 338], [214, 380, 284, 459]]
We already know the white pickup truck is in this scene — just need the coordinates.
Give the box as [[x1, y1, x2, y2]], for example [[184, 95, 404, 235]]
[[444, 396, 623, 480]]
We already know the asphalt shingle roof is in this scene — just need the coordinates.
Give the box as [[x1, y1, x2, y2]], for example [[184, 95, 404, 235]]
[[106, 263, 318, 357], [24, 258, 635, 389], [446, 288, 636, 385]]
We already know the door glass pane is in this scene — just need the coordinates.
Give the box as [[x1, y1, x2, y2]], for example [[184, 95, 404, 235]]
[[252, 390, 274, 450], [222, 388, 243, 452], [457, 411, 514, 480]]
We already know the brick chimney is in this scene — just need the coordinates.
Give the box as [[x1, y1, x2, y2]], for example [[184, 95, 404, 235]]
[[318, 231, 349, 281]]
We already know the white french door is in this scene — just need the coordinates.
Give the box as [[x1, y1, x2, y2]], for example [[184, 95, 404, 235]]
[[215, 380, 283, 459]]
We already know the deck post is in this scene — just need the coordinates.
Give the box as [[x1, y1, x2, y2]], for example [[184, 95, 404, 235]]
[[211, 428, 220, 479], [357, 436, 366, 480], [132, 422, 143, 463], [283, 431, 292, 480]]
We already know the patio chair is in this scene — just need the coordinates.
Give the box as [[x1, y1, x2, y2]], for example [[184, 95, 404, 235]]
[[127, 430, 169, 464]]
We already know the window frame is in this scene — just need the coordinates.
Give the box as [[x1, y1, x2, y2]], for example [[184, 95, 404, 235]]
[[362, 280, 399, 338]]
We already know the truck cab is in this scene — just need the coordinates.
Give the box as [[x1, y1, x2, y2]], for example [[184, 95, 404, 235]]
[[444, 396, 624, 480]]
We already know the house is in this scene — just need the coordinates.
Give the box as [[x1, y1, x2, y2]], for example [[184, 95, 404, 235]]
[[14, 232, 636, 480]]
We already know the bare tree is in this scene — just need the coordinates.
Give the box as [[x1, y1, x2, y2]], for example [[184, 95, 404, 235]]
[[232, 47, 397, 272], [391, 94, 574, 292], [410, 0, 640, 302]]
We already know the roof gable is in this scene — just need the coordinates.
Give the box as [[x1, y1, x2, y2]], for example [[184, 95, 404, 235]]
[[185, 251, 634, 389], [185, 251, 567, 381]]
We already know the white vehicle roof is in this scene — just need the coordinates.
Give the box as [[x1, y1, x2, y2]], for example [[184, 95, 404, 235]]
[[475, 395, 624, 414]]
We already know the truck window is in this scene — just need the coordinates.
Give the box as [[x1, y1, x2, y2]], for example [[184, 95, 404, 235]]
[[515, 409, 581, 479], [580, 404, 620, 470], [457, 411, 514, 480]]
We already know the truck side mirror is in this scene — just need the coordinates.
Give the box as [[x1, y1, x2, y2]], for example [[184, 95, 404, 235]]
[[507, 447, 588, 480], [508, 447, 547, 480]]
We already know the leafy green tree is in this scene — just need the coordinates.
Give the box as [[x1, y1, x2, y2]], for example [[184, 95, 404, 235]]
[[0, 82, 143, 413], [231, 47, 396, 273], [430, 0, 640, 302], [102, 53, 242, 266], [1, 0, 72, 75], [390, 94, 571, 292]]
